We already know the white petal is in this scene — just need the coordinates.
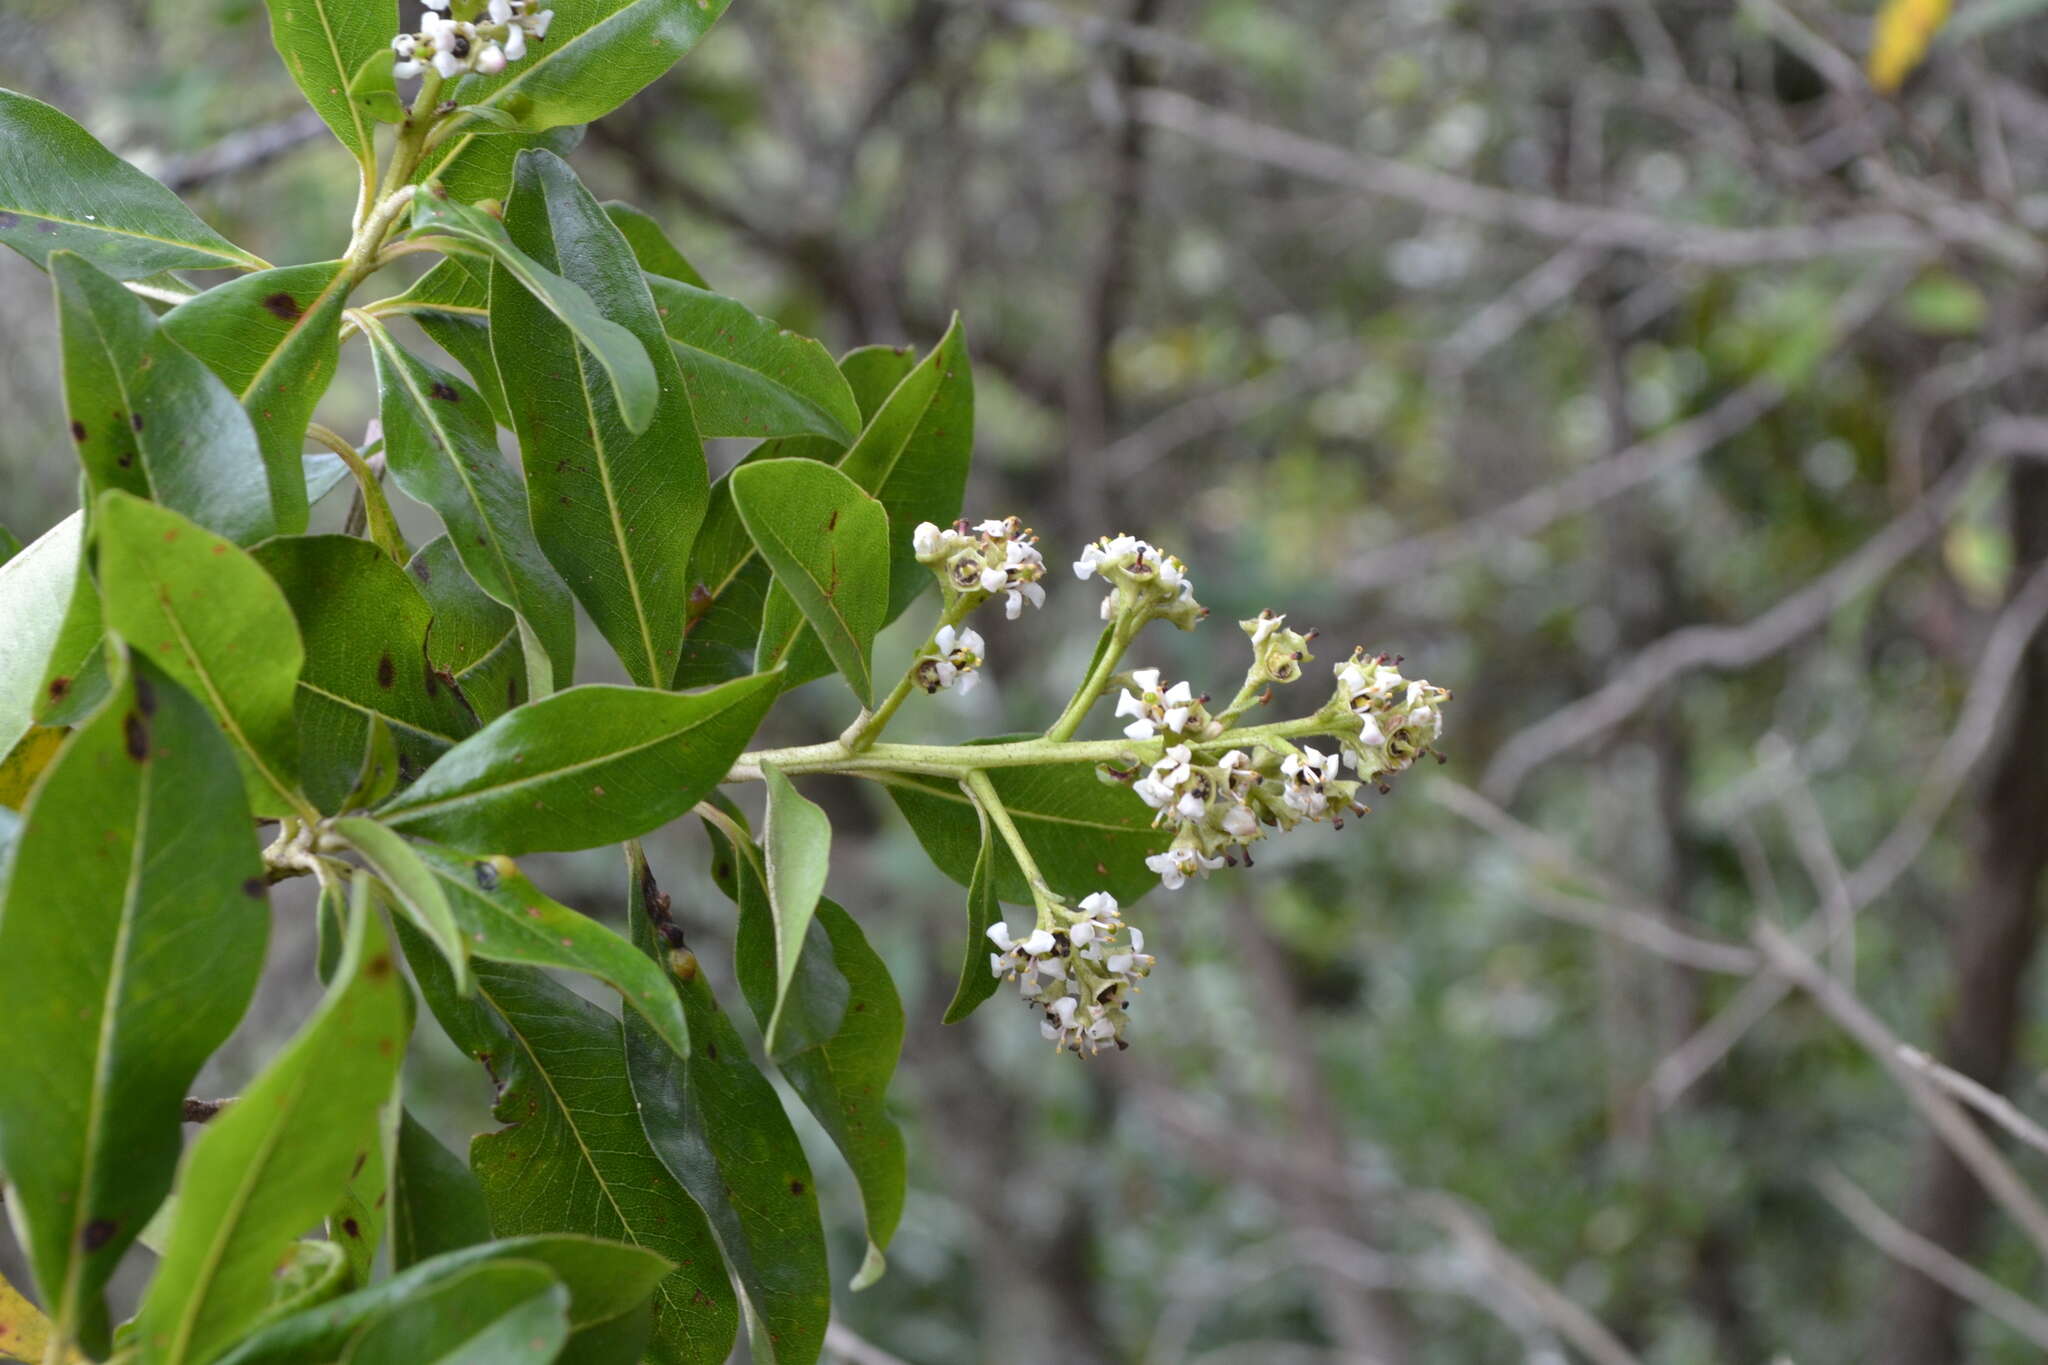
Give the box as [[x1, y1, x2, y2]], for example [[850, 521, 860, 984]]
[[393, 57, 424, 76], [979, 566, 1006, 593], [1131, 667, 1161, 692], [1081, 891, 1118, 916], [1022, 929, 1055, 956], [1176, 792, 1206, 820], [954, 669, 980, 696], [959, 627, 985, 655], [1005, 590, 1023, 620], [986, 923, 1016, 951], [476, 43, 506, 73], [934, 624, 957, 653], [1163, 680, 1192, 705], [432, 50, 465, 77], [502, 25, 525, 57], [1115, 690, 1147, 719], [1021, 581, 1045, 608], [989, 952, 1007, 978], [1128, 927, 1144, 953], [913, 521, 942, 556], [1163, 706, 1189, 733], [1124, 718, 1157, 741], [1100, 593, 1115, 619], [526, 8, 552, 36], [1070, 921, 1095, 946], [489, 0, 512, 20]]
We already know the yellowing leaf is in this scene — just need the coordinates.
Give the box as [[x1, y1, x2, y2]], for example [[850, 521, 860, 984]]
[[1869, 0, 1952, 93]]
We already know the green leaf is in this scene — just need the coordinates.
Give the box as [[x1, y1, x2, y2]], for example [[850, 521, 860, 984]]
[[253, 536, 481, 812], [342, 714, 403, 812], [760, 764, 833, 1057], [414, 125, 584, 204], [404, 949, 739, 1365], [0, 513, 83, 760], [672, 345, 919, 691], [214, 1235, 671, 1365], [0, 89, 266, 278], [366, 324, 577, 686], [621, 845, 830, 1365], [704, 819, 906, 1289], [34, 550, 111, 729], [0, 724, 66, 812], [0, 652, 268, 1355], [833, 314, 972, 624], [731, 459, 889, 704], [441, 0, 733, 133], [0, 523, 20, 565], [943, 801, 1004, 1024], [349, 47, 407, 124], [340, 1261, 570, 1365], [390, 1112, 493, 1272], [332, 816, 474, 996], [94, 492, 307, 817], [52, 252, 276, 543], [492, 150, 708, 686], [375, 673, 776, 854], [604, 202, 706, 287], [412, 841, 692, 1059], [408, 538, 531, 723], [265, 1240, 354, 1325], [162, 260, 353, 536], [381, 257, 512, 427], [134, 879, 410, 1365], [413, 186, 660, 435], [885, 757, 1170, 905], [261, 0, 392, 163], [646, 276, 860, 442]]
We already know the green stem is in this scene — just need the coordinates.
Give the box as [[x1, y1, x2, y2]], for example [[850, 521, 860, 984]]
[[963, 769, 1058, 915], [842, 595, 974, 752], [1044, 613, 1138, 743]]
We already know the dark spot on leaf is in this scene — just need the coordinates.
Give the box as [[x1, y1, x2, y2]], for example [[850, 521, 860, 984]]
[[705, 1040, 718, 1060], [131, 412, 144, 432], [116, 450, 133, 468], [350, 1152, 367, 1179], [342, 1217, 361, 1239], [376, 653, 396, 689], [80, 1219, 117, 1252], [853, 1000, 867, 1012], [0, 211, 16, 228], [47, 676, 70, 702], [430, 381, 459, 402], [242, 876, 267, 898], [70, 420, 86, 442], [35, 220, 57, 235], [366, 953, 393, 980], [261, 292, 302, 321], [788, 1179, 805, 1195], [411, 555, 433, 584], [133, 671, 156, 715], [507, 675, 520, 709], [124, 712, 149, 761], [826, 509, 839, 531], [474, 860, 500, 891]]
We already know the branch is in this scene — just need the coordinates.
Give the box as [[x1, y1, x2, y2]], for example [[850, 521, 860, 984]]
[[1131, 90, 2031, 268], [155, 110, 329, 193], [1897, 1046, 2048, 1162], [1481, 426, 2023, 800]]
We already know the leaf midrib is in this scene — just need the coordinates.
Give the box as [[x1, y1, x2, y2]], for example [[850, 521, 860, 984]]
[[6, 206, 255, 268]]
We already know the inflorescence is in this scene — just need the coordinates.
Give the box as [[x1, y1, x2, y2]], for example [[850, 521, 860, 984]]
[[905, 518, 1451, 1056], [392, 0, 553, 81]]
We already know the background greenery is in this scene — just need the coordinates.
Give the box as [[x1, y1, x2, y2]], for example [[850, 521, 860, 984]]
[[7, 1, 2048, 1361]]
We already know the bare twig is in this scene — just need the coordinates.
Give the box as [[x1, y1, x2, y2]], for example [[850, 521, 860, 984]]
[[1759, 734, 1856, 984], [1104, 344, 1363, 479], [1814, 1165, 2048, 1350], [1754, 923, 2048, 1263], [1898, 1046, 2048, 1161], [1434, 245, 1606, 380]]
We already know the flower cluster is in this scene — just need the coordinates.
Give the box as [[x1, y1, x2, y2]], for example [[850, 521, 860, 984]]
[[913, 517, 1047, 619], [1242, 611, 1316, 686], [1114, 668, 1214, 742], [1073, 535, 1204, 629], [1134, 745, 1267, 888], [392, 0, 551, 81], [988, 893, 1154, 1054], [912, 624, 986, 695], [1331, 648, 1452, 783]]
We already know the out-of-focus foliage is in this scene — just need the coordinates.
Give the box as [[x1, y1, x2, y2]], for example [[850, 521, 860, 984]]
[[9, 1, 2048, 1363]]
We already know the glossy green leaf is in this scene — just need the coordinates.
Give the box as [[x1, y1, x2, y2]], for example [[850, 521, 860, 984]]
[[0, 652, 268, 1355], [704, 819, 906, 1289], [0, 725, 66, 812], [34, 554, 110, 728], [492, 150, 708, 686], [390, 1111, 493, 1272], [253, 535, 480, 811], [0, 89, 265, 278], [404, 949, 739, 1365], [214, 1235, 670, 1365], [413, 185, 659, 434], [408, 537, 530, 723], [0, 512, 83, 759], [731, 459, 889, 704], [943, 800, 1004, 1024], [264, 1240, 353, 1327], [365, 323, 576, 686], [414, 124, 584, 204], [94, 492, 307, 817], [439, 0, 733, 133], [52, 252, 275, 543], [672, 346, 919, 690], [885, 757, 1171, 905], [340, 1261, 569, 1365], [161, 260, 352, 536], [376, 672, 775, 854], [342, 714, 402, 812], [646, 275, 859, 442], [621, 844, 830, 1364], [761, 764, 833, 1056], [381, 256, 511, 426], [349, 48, 406, 124], [332, 816, 473, 996], [604, 202, 706, 287], [261, 0, 392, 162], [412, 841, 691, 1059], [135, 880, 409, 1365]]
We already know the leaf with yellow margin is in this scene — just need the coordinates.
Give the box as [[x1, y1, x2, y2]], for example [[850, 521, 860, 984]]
[[0, 725, 66, 810]]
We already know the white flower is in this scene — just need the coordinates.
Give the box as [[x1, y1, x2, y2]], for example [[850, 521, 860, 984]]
[[393, 33, 418, 56], [488, 0, 512, 20], [913, 521, 945, 558], [917, 623, 988, 695], [1116, 669, 1200, 741], [1221, 803, 1259, 840], [502, 24, 526, 59], [1146, 847, 1224, 890], [421, 0, 448, 8], [475, 41, 506, 73], [1280, 746, 1337, 817]]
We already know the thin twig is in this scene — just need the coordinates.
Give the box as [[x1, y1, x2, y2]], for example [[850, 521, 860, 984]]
[[1897, 1046, 2048, 1161]]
